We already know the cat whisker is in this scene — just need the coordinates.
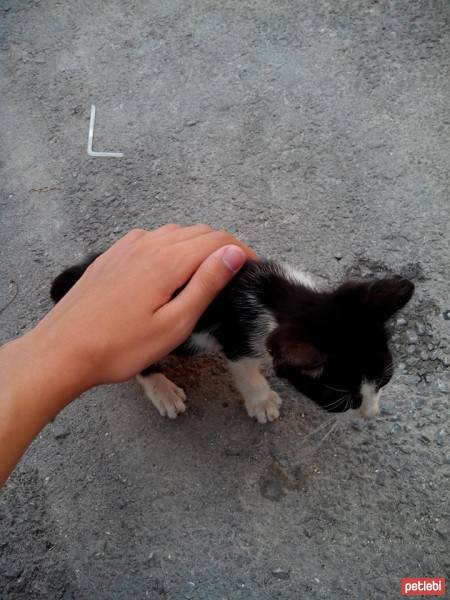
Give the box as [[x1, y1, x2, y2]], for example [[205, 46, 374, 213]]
[[311, 418, 340, 452], [321, 393, 351, 411], [298, 416, 337, 447], [323, 384, 351, 393]]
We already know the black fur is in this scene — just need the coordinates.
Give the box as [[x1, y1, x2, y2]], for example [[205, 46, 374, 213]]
[[50, 255, 414, 413]]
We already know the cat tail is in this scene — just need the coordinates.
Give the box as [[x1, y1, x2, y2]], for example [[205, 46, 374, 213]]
[[50, 253, 102, 303]]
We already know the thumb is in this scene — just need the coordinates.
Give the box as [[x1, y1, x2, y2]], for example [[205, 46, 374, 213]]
[[157, 245, 247, 337]]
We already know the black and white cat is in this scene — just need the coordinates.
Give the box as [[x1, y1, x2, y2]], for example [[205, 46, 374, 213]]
[[50, 256, 414, 423]]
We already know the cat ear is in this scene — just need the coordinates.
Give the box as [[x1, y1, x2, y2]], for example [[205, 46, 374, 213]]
[[338, 277, 414, 321], [266, 325, 326, 372]]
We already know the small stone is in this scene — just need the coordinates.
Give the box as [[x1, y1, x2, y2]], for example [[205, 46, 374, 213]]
[[435, 430, 446, 446], [415, 395, 427, 410], [225, 448, 241, 456], [405, 374, 421, 385], [272, 568, 291, 580], [375, 471, 386, 486], [390, 422, 402, 434], [146, 552, 160, 567], [436, 379, 449, 394], [420, 351, 428, 361], [415, 322, 425, 335], [396, 317, 407, 326], [184, 581, 196, 598], [420, 434, 431, 445], [443, 310, 450, 321], [435, 521, 448, 540], [381, 403, 396, 416], [53, 423, 69, 439], [407, 330, 419, 343], [406, 356, 418, 366], [407, 345, 416, 355]]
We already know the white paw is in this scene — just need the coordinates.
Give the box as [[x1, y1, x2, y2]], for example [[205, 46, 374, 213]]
[[246, 390, 281, 424], [138, 374, 187, 419]]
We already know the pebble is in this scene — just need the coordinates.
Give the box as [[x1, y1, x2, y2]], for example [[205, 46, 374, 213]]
[[415, 395, 427, 410], [375, 471, 386, 486], [415, 322, 425, 335], [404, 374, 421, 385], [406, 356, 418, 366], [407, 330, 419, 343], [407, 345, 416, 355], [381, 403, 396, 416], [53, 423, 69, 439], [435, 430, 446, 446], [420, 434, 431, 445], [420, 351, 428, 361], [272, 568, 291, 580], [396, 317, 407, 326], [146, 552, 160, 567], [435, 521, 448, 540], [436, 379, 449, 394], [184, 581, 196, 598], [390, 422, 402, 434]]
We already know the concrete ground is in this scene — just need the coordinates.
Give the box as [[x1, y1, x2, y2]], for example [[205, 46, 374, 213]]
[[0, 1, 449, 598]]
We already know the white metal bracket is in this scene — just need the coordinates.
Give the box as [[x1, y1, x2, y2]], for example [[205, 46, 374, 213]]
[[87, 105, 124, 158]]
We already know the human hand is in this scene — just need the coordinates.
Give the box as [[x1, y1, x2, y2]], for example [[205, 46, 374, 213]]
[[0, 224, 256, 485], [27, 224, 256, 390]]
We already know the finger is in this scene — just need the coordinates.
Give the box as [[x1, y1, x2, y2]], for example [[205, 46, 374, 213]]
[[137, 223, 214, 249], [154, 245, 247, 344], [105, 228, 149, 254], [170, 230, 257, 279], [100, 224, 181, 260]]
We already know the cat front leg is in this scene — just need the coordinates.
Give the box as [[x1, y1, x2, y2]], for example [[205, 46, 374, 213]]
[[228, 357, 281, 423], [137, 366, 186, 419]]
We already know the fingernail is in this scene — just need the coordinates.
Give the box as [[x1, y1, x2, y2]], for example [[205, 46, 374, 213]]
[[221, 245, 246, 273]]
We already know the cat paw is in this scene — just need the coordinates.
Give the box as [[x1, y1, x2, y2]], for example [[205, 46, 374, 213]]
[[138, 374, 187, 419], [246, 390, 281, 424]]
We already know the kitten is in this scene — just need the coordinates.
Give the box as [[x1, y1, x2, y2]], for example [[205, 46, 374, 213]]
[[50, 256, 414, 423]]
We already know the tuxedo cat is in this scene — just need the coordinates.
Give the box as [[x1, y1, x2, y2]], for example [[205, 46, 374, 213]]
[[51, 256, 414, 423]]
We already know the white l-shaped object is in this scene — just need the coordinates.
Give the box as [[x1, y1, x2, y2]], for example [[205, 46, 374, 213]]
[[87, 105, 124, 158]]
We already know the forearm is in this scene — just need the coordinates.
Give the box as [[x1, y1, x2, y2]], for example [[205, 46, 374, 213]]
[[0, 331, 88, 486]]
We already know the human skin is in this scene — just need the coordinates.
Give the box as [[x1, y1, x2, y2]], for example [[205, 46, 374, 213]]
[[0, 224, 256, 487]]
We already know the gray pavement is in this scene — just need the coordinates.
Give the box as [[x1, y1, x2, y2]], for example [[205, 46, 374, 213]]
[[0, 1, 449, 598]]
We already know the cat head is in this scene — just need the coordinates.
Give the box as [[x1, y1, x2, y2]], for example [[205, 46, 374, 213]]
[[267, 277, 414, 417]]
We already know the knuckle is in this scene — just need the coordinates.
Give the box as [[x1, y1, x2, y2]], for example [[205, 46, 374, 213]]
[[127, 228, 147, 238], [198, 223, 213, 232]]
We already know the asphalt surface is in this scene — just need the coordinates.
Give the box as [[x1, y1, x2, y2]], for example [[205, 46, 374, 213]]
[[0, 1, 449, 598]]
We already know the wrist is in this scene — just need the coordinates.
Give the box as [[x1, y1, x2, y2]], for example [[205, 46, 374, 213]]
[[4, 327, 93, 421]]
